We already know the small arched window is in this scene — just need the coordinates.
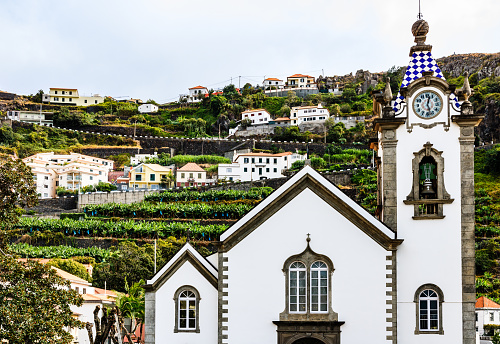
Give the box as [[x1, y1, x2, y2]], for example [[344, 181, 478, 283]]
[[414, 284, 444, 335], [310, 261, 328, 313], [174, 286, 200, 333], [419, 289, 439, 330], [289, 262, 307, 313]]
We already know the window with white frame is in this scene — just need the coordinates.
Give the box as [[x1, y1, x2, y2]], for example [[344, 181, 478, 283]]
[[310, 261, 328, 312], [174, 286, 200, 333], [281, 239, 334, 321], [414, 284, 444, 334], [419, 290, 439, 330], [289, 262, 307, 313]]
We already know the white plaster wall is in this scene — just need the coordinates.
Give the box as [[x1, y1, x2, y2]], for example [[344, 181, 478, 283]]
[[154, 261, 217, 344], [393, 88, 464, 343], [225, 188, 389, 343]]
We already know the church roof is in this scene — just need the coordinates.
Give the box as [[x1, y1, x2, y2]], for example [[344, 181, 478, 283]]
[[476, 296, 500, 309], [145, 242, 218, 291], [220, 166, 401, 252]]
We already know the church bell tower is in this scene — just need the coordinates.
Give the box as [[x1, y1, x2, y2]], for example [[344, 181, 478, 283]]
[[373, 15, 482, 344]]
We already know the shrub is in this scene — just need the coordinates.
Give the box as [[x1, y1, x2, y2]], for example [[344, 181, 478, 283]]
[[47, 258, 91, 281]]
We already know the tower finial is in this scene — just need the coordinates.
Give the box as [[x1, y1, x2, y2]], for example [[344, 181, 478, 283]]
[[417, 0, 423, 20], [306, 233, 311, 244]]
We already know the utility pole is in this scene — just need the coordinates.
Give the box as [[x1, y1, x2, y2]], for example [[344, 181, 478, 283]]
[[239, 76, 241, 89]]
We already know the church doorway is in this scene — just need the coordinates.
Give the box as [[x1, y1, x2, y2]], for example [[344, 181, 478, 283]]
[[292, 338, 326, 344]]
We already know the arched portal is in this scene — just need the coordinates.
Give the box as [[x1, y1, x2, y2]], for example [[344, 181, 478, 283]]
[[292, 338, 326, 344]]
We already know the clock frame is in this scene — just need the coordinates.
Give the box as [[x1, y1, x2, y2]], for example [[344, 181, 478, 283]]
[[412, 90, 444, 120]]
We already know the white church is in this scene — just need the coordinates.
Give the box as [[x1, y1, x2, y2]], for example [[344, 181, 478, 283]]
[[144, 17, 482, 344]]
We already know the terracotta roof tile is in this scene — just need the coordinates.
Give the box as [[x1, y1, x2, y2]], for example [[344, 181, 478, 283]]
[[177, 162, 206, 172], [265, 78, 282, 81], [288, 74, 315, 79], [189, 86, 207, 90], [476, 296, 500, 309]]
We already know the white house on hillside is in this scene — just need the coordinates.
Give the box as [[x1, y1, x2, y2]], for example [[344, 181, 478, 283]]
[[286, 74, 316, 88], [23, 152, 114, 198], [138, 104, 159, 113], [476, 296, 500, 337], [7, 110, 54, 126], [176, 163, 208, 187], [241, 109, 272, 125], [263, 78, 284, 89], [217, 152, 305, 181], [185, 86, 209, 103], [291, 104, 330, 125]]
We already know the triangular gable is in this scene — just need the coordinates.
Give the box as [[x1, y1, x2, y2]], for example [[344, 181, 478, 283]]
[[220, 166, 402, 252], [393, 51, 460, 112], [145, 243, 218, 291]]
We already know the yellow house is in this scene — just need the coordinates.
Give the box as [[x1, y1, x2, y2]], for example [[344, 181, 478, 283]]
[[129, 163, 175, 190], [42, 88, 104, 106]]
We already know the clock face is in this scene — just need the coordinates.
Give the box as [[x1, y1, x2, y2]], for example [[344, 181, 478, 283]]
[[413, 91, 443, 119]]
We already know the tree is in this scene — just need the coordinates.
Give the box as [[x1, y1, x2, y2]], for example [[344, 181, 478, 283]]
[[0, 253, 84, 344], [92, 241, 154, 293], [48, 258, 91, 282], [116, 279, 145, 342], [30, 89, 44, 103], [0, 155, 38, 230]]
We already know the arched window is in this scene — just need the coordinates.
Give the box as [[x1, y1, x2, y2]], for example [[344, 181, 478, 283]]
[[310, 261, 328, 313], [404, 142, 453, 219], [414, 284, 444, 335], [289, 262, 307, 313], [280, 237, 336, 322], [174, 286, 200, 333]]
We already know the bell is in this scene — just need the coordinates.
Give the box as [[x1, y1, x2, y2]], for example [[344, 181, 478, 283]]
[[421, 178, 436, 195]]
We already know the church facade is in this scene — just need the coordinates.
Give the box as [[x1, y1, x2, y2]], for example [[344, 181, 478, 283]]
[[144, 18, 482, 344]]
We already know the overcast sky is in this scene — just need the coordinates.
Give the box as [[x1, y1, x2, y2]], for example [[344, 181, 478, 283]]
[[1, 0, 498, 103]]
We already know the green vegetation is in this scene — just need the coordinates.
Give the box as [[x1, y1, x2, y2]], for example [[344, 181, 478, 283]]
[[351, 169, 378, 214], [47, 258, 92, 281], [9, 243, 111, 262], [145, 153, 231, 166], [15, 217, 228, 240], [83, 201, 255, 220], [0, 123, 136, 158], [144, 187, 273, 202]]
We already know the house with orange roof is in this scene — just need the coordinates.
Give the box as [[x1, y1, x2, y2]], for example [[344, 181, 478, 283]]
[[263, 77, 284, 89], [286, 74, 316, 88], [176, 162, 208, 187], [217, 151, 305, 182], [186, 86, 209, 103], [241, 108, 272, 125], [476, 296, 500, 337]]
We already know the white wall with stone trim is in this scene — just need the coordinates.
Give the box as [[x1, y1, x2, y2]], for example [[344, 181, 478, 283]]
[[388, 86, 465, 343], [224, 188, 390, 344], [153, 261, 218, 344]]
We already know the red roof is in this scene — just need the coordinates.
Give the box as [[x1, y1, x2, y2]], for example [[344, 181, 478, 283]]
[[288, 74, 314, 79], [265, 78, 282, 81], [50, 88, 78, 91], [177, 162, 206, 172], [476, 296, 500, 309], [189, 86, 207, 90], [275, 117, 291, 121]]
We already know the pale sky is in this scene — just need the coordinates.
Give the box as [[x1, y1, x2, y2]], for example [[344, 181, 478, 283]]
[[1, 0, 498, 103]]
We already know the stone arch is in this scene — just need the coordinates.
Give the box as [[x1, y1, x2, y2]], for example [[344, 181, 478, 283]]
[[286, 334, 328, 344]]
